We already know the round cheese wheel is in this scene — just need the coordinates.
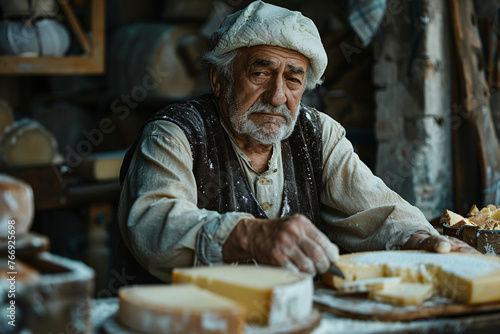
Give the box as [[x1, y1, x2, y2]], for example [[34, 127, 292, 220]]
[[107, 23, 197, 99], [0, 173, 34, 237], [0, 119, 58, 166], [322, 250, 500, 305], [0, 19, 70, 57], [118, 284, 246, 334]]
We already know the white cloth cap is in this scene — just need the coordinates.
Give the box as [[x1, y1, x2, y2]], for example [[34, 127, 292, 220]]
[[210, 0, 327, 85]]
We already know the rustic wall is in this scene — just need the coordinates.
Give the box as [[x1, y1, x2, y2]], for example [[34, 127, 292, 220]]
[[373, 0, 453, 220]]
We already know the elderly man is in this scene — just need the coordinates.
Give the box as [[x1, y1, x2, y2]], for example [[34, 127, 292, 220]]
[[116, 1, 475, 284]]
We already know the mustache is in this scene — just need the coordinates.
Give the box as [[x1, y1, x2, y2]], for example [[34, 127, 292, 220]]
[[245, 101, 292, 122]]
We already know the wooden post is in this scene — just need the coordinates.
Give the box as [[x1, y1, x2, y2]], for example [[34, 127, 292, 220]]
[[373, 0, 454, 219], [448, 0, 500, 207]]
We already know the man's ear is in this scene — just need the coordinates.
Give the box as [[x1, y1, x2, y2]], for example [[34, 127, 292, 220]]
[[210, 66, 222, 98]]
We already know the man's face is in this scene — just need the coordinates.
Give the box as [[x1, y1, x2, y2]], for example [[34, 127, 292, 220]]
[[216, 45, 308, 145]]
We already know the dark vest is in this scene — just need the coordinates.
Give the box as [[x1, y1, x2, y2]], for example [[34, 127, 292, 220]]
[[114, 94, 324, 286]]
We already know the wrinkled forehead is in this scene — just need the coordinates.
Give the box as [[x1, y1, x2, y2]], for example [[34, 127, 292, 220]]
[[236, 46, 309, 73]]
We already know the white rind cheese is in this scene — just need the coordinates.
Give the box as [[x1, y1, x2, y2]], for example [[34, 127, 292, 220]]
[[118, 284, 246, 334], [172, 265, 313, 326], [322, 250, 500, 305], [266, 272, 313, 325]]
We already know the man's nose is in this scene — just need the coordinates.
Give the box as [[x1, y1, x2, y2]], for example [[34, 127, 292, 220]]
[[264, 76, 287, 107]]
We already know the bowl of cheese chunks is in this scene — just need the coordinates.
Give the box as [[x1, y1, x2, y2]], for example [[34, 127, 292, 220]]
[[441, 204, 500, 255]]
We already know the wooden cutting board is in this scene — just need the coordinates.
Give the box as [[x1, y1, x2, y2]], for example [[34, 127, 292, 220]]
[[314, 285, 500, 322]]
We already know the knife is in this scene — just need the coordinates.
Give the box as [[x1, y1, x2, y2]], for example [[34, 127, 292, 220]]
[[327, 263, 345, 279]]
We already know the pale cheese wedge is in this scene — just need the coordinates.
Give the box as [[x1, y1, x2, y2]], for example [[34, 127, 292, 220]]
[[440, 209, 475, 228], [369, 283, 434, 305], [322, 250, 500, 305], [440, 209, 467, 226], [451, 219, 475, 228], [172, 265, 313, 326], [467, 204, 480, 217], [118, 284, 246, 334], [490, 208, 500, 221], [335, 276, 402, 293]]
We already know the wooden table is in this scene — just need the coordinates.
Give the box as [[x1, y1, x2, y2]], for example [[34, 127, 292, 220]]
[[314, 311, 500, 334], [90, 298, 500, 334]]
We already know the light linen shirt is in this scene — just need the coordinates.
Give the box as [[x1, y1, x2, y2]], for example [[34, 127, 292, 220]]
[[118, 108, 438, 281]]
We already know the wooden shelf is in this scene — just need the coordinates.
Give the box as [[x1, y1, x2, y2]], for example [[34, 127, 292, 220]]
[[0, 0, 105, 75]]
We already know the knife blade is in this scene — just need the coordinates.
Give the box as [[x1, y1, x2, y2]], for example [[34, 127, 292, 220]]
[[327, 263, 345, 279]]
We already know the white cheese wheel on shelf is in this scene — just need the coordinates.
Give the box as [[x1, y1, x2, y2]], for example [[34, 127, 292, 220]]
[[0, 119, 58, 166], [0, 19, 70, 57], [107, 23, 197, 99]]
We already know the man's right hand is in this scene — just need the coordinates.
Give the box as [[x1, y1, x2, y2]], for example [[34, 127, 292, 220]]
[[222, 214, 339, 274]]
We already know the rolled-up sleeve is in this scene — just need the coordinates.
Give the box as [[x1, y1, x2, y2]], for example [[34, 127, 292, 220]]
[[318, 113, 439, 252], [118, 120, 253, 281]]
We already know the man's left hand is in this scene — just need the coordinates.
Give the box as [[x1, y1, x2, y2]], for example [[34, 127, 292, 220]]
[[402, 233, 480, 253]]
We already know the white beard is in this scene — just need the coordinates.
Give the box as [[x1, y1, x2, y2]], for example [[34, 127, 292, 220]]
[[226, 92, 299, 145]]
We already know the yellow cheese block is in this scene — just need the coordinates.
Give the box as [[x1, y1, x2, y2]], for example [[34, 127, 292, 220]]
[[118, 284, 246, 334], [322, 251, 500, 304], [369, 283, 434, 305], [172, 265, 313, 326]]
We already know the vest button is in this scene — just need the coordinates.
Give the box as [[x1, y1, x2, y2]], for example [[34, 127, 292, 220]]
[[262, 202, 270, 210], [258, 177, 272, 185]]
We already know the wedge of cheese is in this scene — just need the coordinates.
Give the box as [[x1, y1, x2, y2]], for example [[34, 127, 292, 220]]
[[172, 265, 313, 326], [461, 205, 500, 229], [118, 284, 246, 334], [369, 283, 434, 305], [322, 251, 500, 305], [440, 209, 475, 228], [336, 276, 402, 293]]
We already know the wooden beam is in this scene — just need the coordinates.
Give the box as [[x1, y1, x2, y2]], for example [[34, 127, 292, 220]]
[[0, 56, 103, 74], [90, 0, 105, 69], [60, 0, 92, 54]]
